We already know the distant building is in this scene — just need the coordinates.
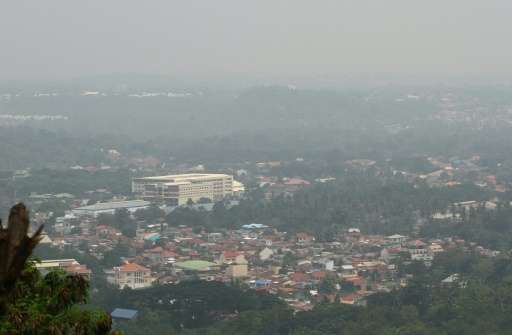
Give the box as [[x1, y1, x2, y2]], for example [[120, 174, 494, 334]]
[[132, 173, 237, 205], [219, 251, 242, 264], [441, 274, 467, 288], [340, 291, 366, 306], [111, 308, 138, 321], [54, 213, 80, 234], [259, 247, 274, 261], [295, 233, 315, 245], [250, 279, 272, 291], [226, 255, 249, 279], [241, 223, 268, 230], [36, 259, 92, 280], [283, 178, 310, 186], [72, 200, 150, 217], [232, 180, 245, 196], [174, 260, 220, 280], [386, 234, 408, 246], [110, 263, 154, 289], [174, 260, 218, 272], [407, 240, 432, 262], [219, 251, 249, 278]]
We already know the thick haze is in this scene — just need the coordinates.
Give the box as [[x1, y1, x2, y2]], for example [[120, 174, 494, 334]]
[[1, 0, 511, 81]]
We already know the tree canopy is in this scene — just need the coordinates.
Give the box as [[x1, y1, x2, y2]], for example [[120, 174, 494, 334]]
[[0, 203, 115, 335]]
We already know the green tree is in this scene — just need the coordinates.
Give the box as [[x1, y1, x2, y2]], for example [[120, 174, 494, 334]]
[[281, 252, 297, 270], [0, 203, 115, 335], [318, 275, 338, 294], [98, 210, 137, 238], [133, 205, 165, 223]]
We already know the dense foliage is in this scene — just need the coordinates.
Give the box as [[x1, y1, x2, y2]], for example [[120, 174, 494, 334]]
[[167, 174, 489, 237], [14, 168, 133, 197], [422, 202, 512, 250], [0, 204, 114, 335], [91, 281, 285, 335], [0, 263, 112, 335]]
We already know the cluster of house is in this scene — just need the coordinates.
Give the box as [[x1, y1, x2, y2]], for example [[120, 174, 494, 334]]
[[37, 216, 500, 311], [25, 165, 508, 312], [253, 155, 510, 196], [417, 156, 508, 193], [256, 176, 312, 200]]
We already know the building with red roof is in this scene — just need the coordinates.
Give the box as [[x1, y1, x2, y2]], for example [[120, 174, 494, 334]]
[[111, 263, 154, 289], [219, 251, 242, 264]]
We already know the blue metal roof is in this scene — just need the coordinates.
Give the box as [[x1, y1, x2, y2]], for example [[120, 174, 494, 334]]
[[111, 308, 138, 320]]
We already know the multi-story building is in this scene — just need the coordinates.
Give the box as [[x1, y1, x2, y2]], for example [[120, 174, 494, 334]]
[[110, 263, 154, 289], [132, 173, 235, 206]]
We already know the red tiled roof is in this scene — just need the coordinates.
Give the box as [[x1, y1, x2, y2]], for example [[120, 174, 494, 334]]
[[65, 265, 91, 275], [223, 251, 240, 258], [341, 293, 357, 302], [290, 272, 309, 282], [345, 276, 364, 287], [311, 271, 327, 280], [284, 178, 310, 186], [117, 263, 149, 272], [409, 240, 427, 248]]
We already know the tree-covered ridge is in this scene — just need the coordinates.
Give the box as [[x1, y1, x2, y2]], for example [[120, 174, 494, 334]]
[[14, 168, 133, 197], [167, 174, 490, 236], [3, 86, 512, 170]]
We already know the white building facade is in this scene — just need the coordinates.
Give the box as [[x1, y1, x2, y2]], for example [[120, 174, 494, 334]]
[[132, 173, 235, 206]]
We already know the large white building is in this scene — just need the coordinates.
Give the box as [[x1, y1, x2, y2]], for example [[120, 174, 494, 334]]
[[71, 200, 151, 217], [109, 263, 154, 289], [132, 173, 236, 206]]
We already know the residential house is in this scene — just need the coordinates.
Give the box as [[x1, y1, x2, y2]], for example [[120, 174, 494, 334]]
[[259, 247, 274, 261], [295, 233, 315, 245], [219, 251, 242, 264], [386, 234, 408, 246], [226, 254, 249, 279]]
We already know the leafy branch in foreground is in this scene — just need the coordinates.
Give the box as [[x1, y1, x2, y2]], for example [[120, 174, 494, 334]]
[[0, 203, 117, 335]]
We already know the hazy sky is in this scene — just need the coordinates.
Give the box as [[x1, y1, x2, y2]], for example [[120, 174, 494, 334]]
[[1, 0, 511, 81]]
